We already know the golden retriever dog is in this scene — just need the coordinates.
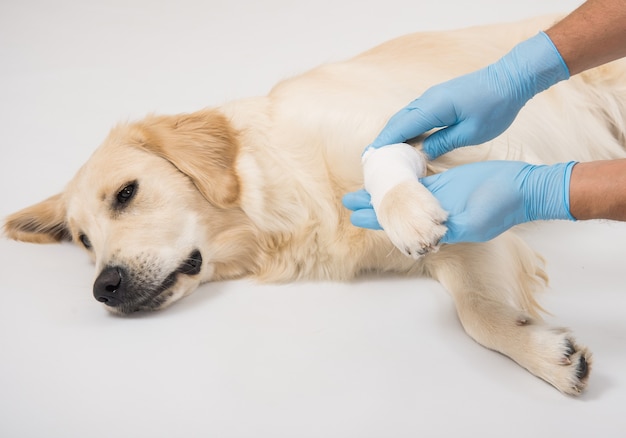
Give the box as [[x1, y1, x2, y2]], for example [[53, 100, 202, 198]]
[[4, 15, 626, 396]]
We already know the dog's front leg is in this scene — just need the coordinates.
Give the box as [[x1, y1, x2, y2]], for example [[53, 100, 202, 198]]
[[362, 143, 447, 258]]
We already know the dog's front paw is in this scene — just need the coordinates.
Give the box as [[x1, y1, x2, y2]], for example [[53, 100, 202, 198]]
[[377, 179, 448, 259]]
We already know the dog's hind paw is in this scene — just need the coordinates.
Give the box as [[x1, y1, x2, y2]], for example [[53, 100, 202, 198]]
[[516, 325, 592, 396], [541, 329, 592, 395]]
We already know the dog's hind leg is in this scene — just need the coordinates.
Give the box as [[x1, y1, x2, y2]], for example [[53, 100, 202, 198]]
[[424, 233, 591, 396]]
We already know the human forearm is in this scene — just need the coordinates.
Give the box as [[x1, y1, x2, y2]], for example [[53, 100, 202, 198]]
[[569, 160, 626, 220], [546, 0, 626, 75]]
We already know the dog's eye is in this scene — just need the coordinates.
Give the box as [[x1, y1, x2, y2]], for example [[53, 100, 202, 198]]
[[116, 182, 137, 205], [79, 233, 92, 249]]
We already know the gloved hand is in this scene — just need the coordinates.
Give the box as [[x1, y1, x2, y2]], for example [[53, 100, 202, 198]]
[[342, 160, 577, 244], [369, 32, 570, 158]]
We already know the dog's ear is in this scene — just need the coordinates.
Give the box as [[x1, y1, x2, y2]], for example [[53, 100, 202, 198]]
[[4, 193, 70, 243], [135, 110, 240, 208]]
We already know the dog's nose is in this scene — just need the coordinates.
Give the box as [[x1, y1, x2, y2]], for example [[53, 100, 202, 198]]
[[93, 266, 127, 306]]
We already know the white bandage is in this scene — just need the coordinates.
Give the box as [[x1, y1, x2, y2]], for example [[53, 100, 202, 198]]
[[362, 143, 427, 211]]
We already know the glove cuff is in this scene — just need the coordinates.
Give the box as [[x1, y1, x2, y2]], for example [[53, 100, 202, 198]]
[[500, 32, 571, 102], [523, 161, 577, 222], [534, 31, 571, 89]]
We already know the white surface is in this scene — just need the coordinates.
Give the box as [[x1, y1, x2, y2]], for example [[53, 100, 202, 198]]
[[2, 1, 626, 437]]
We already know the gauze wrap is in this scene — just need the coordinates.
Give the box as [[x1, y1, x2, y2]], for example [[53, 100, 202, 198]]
[[362, 143, 427, 211]]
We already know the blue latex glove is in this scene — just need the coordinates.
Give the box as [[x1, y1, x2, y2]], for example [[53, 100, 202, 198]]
[[369, 32, 570, 158], [342, 160, 577, 244]]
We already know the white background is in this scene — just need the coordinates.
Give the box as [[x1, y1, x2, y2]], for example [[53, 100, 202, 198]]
[[2, 0, 626, 437]]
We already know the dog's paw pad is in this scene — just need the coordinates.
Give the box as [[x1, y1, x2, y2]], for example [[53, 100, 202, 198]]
[[559, 337, 591, 394], [575, 354, 590, 381]]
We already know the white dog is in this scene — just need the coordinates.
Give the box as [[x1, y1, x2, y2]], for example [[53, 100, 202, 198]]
[[5, 15, 626, 395]]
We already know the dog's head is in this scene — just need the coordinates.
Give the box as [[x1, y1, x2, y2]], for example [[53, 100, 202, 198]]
[[4, 110, 259, 314]]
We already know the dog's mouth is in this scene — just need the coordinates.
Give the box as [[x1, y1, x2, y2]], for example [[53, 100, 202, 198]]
[[93, 249, 203, 314]]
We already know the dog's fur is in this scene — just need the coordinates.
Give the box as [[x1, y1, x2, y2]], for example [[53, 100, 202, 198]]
[[5, 15, 626, 395]]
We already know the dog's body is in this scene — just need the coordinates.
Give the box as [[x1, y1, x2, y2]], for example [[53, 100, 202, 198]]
[[5, 15, 626, 395]]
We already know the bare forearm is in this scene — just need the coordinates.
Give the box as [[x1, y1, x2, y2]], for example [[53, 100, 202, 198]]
[[569, 160, 626, 220], [545, 0, 626, 75]]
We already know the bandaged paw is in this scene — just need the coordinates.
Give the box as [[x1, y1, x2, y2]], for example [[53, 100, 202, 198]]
[[362, 143, 448, 258]]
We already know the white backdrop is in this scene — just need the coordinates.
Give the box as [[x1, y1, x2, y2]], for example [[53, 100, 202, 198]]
[[2, 1, 626, 437]]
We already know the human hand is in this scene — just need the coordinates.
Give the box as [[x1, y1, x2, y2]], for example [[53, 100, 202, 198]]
[[342, 160, 577, 244], [368, 32, 570, 158]]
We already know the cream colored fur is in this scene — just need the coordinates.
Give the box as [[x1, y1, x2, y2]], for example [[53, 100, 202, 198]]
[[5, 15, 626, 395]]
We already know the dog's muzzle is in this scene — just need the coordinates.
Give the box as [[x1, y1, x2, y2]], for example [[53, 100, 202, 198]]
[[92, 249, 203, 311]]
